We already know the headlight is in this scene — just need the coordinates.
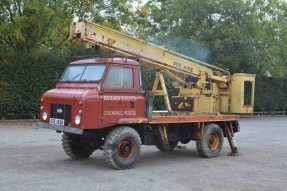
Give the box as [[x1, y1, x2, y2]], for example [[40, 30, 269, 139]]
[[75, 115, 81, 125], [42, 112, 48, 120]]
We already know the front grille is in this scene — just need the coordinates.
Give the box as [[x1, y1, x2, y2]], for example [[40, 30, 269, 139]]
[[50, 104, 71, 125]]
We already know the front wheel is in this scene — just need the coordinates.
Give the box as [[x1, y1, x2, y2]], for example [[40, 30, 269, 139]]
[[62, 133, 95, 159], [103, 126, 141, 170], [196, 124, 224, 158]]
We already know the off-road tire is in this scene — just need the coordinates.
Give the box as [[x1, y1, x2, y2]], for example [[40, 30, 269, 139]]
[[62, 133, 94, 159], [156, 141, 178, 151], [103, 126, 141, 170], [196, 124, 224, 158]]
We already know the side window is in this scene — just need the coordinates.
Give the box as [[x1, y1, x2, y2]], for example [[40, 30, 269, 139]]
[[106, 66, 133, 87], [244, 81, 253, 105]]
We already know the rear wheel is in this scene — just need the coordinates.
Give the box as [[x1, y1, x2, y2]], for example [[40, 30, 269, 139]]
[[196, 124, 224, 158], [62, 133, 94, 159], [156, 141, 178, 151], [103, 126, 141, 170]]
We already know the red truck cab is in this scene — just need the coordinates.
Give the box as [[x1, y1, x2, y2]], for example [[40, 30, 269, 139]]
[[39, 57, 147, 132]]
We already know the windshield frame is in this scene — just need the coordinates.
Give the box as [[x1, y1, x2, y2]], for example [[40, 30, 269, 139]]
[[59, 63, 108, 83]]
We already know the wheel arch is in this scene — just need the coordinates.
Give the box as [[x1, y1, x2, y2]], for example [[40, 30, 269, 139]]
[[111, 123, 145, 140], [214, 120, 239, 137]]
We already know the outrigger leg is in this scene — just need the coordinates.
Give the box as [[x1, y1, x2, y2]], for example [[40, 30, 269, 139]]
[[156, 125, 170, 150], [226, 122, 239, 156]]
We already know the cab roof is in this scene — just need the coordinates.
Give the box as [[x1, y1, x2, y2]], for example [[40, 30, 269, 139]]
[[70, 57, 140, 66]]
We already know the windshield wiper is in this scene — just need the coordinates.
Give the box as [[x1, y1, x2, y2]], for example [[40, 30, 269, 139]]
[[68, 73, 81, 81]]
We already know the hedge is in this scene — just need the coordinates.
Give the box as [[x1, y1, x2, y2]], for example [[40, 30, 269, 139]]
[[0, 50, 286, 116], [0, 50, 68, 115]]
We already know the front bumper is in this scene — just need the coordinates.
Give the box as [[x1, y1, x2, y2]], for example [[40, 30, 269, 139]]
[[37, 122, 84, 135]]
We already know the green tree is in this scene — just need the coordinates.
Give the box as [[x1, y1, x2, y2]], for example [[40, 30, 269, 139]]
[[147, 0, 287, 111], [70, 0, 149, 34], [0, 0, 74, 54], [0, 0, 150, 116], [148, 0, 287, 77], [0, 0, 149, 55]]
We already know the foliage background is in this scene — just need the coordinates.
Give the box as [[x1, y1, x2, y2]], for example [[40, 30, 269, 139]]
[[0, 0, 286, 116]]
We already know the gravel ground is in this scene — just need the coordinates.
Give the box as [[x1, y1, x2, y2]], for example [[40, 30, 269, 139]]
[[0, 117, 287, 191]]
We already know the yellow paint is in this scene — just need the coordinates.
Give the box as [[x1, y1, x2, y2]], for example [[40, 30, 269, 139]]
[[163, 126, 168, 140], [152, 72, 171, 111], [193, 123, 205, 140], [229, 73, 256, 114]]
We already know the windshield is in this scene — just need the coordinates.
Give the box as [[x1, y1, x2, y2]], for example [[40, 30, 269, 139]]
[[60, 64, 107, 82]]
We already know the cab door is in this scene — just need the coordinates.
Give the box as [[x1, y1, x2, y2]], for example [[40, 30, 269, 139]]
[[101, 64, 145, 125]]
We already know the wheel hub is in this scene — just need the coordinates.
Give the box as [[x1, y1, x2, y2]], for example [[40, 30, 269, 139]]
[[117, 138, 134, 159], [208, 132, 219, 151]]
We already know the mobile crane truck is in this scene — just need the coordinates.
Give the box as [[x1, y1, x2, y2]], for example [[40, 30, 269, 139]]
[[37, 21, 256, 170]]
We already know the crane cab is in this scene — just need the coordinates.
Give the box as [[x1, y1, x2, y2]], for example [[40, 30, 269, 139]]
[[230, 73, 256, 114], [219, 73, 256, 114]]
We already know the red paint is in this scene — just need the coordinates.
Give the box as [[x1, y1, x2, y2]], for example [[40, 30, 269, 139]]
[[150, 115, 238, 124], [117, 118, 149, 124], [117, 138, 135, 159], [40, 58, 146, 130]]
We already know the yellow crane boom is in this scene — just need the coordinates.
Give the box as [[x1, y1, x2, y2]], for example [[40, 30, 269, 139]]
[[69, 21, 229, 82], [69, 21, 255, 114]]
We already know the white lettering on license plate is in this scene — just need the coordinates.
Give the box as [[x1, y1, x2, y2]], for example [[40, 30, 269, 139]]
[[50, 118, 65, 126]]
